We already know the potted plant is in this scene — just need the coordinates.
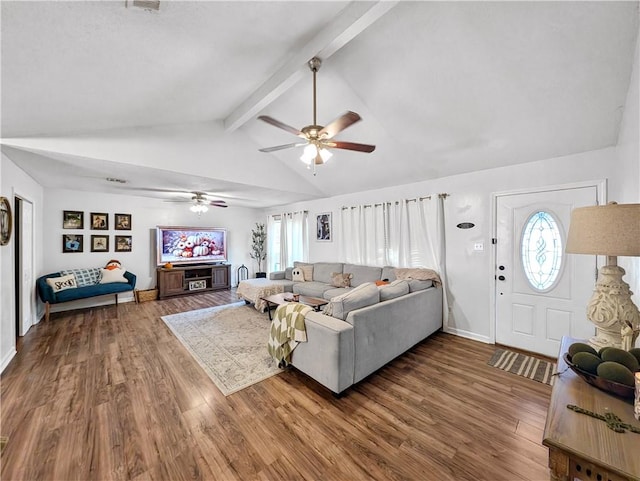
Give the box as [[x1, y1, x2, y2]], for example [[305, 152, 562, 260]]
[[250, 222, 267, 278]]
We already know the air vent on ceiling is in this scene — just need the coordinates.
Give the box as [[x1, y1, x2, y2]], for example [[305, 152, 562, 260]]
[[127, 0, 160, 11]]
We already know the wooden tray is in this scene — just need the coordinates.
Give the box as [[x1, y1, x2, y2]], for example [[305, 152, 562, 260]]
[[563, 353, 635, 399]]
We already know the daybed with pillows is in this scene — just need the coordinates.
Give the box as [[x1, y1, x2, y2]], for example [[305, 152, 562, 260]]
[[36, 260, 136, 321], [267, 262, 443, 394]]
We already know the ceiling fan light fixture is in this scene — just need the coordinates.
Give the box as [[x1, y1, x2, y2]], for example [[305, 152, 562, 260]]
[[300, 144, 316, 165], [190, 203, 208, 214]]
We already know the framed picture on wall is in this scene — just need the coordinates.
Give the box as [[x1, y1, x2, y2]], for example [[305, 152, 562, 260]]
[[90, 212, 109, 230], [115, 235, 132, 252], [0, 196, 12, 246], [90, 235, 109, 252], [316, 212, 332, 242], [62, 234, 83, 253], [114, 213, 131, 230], [63, 211, 84, 229]]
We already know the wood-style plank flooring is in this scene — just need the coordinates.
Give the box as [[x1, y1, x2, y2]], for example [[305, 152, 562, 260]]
[[1, 290, 552, 480]]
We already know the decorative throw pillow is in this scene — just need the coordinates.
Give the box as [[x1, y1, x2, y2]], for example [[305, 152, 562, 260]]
[[375, 280, 390, 286], [291, 267, 305, 282], [99, 268, 128, 284], [301, 265, 314, 281], [331, 272, 352, 288], [46, 274, 77, 293], [60, 267, 102, 287]]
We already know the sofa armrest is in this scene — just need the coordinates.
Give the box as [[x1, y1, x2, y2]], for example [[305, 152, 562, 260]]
[[124, 271, 137, 289], [290, 311, 355, 394], [36, 274, 59, 303], [269, 271, 285, 280]]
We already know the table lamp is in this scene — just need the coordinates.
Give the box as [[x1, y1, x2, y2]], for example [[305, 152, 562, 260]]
[[565, 202, 640, 350]]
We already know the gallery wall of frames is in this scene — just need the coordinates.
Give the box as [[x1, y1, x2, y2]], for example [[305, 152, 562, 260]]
[[62, 210, 132, 253]]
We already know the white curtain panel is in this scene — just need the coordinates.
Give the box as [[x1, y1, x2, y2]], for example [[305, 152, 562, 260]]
[[280, 211, 309, 267], [339, 195, 448, 322], [266, 216, 281, 272]]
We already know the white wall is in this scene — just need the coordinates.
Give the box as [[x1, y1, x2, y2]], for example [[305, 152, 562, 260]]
[[1, 152, 45, 371], [265, 146, 625, 343], [615, 32, 640, 308], [40, 189, 263, 314]]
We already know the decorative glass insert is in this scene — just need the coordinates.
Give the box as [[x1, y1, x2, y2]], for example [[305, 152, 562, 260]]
[[521, 211, 563, 291]]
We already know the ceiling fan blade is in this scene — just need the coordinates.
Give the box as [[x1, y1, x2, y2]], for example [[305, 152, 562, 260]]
[[325, 141, 376, 153], [209, 202, 228, 208], [259, 142, 307, 153], [258, 116, 304, 137], [318, 111, 361, 139]]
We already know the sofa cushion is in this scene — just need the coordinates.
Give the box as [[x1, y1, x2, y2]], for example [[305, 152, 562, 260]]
[[323, 282, 380, 321], [381, 266, 397, 282], [331, 272, 352, 288], [301, 265, 314, 281], [60, 267, 101, 287], [323, 287, 352, 300], [312, 262, 343, 283], [99, 268, 129, 284], [407, 279, 434, 292], [379, 279, 409, 301], [293, 281, 333, 298], [343, 264, 383, 287], [46, 274, 77, 293], [292, 267, 305, 282], [55, 282, 134, 302]]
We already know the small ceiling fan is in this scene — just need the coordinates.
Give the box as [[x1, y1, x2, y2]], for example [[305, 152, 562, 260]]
[[258, 57, 375, 174], [165, 192, 228, 213]]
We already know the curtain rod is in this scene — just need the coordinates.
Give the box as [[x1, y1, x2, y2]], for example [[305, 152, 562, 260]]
[[340, 193, 449, 210], [271, 210, 308, 218]]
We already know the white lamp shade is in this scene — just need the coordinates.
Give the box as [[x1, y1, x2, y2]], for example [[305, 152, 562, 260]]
[[565, 203, 640, 256]]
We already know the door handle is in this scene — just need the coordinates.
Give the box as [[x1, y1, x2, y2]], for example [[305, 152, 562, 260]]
[[498, 275, 506, 281]]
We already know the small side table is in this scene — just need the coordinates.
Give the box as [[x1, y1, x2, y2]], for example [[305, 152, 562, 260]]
[[542, 336, 640, 481]]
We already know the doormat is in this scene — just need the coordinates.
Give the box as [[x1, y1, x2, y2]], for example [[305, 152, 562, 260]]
[[488, 348, 556, 386], [161, 302, 282, 396]]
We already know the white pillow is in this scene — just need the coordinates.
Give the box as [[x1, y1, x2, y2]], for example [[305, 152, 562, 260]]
[[99, 268, 128, 284], [301, 265, 314, 281], [291, 267, 305, 282], [46, 274, 77, 292]]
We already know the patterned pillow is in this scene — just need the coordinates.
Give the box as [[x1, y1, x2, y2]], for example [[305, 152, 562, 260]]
[[301, 265, 314, 281], [331, 272, 352, 288], [46, 274, 77, 292], [60, 268, 102, 287]]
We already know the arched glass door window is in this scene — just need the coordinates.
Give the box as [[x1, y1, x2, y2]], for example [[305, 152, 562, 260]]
[[521, 211, 563, 291]]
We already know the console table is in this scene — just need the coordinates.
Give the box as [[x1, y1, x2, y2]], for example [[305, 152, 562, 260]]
[[542, 336, 640, 481]]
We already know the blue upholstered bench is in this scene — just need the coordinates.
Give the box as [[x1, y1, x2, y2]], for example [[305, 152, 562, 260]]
[[36, 270, 136, 321]]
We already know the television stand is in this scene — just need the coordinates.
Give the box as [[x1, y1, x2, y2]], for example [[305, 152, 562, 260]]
[[157, 264, 230, 299]]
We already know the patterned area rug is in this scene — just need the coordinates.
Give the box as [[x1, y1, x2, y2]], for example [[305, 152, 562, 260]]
[[161, 302, 281, 396], [488, 348, 556, 386]]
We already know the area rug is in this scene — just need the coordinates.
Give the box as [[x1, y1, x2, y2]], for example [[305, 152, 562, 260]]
[[488, 348, 556, 386], [161, 302, 281, 396]]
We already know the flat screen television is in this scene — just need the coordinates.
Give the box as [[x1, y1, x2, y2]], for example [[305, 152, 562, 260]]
[[156, 226, 227, 266]]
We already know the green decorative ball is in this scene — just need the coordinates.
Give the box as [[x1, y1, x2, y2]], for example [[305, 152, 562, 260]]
[[601, 347, 640, 373], [571, 352, 603, 374], [568, 342, 598, 358], [597, 361, 635, 387]]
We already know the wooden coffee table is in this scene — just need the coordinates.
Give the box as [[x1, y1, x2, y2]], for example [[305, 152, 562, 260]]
[[260, 292, 328, 320]]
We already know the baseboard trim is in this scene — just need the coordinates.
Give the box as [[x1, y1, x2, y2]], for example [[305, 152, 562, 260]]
[[443, 326, 492, 344], [1, 348, 17, 374]]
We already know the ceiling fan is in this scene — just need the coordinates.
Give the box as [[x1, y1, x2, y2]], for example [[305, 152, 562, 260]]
[[165, 192, 228, 213], [258, 57, 375, 174]]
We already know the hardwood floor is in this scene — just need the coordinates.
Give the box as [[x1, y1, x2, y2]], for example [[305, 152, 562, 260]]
[[1, 290, 552, 480]]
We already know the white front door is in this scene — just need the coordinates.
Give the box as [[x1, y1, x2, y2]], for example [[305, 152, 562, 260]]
[[495, 186, 598, 357]]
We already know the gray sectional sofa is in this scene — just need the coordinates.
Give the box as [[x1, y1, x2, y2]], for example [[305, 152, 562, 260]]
[[268, 262, 443, 394]]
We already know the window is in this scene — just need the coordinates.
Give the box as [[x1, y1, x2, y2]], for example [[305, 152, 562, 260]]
[[521, 211, 563, 291], [267, 216, 281, 273]]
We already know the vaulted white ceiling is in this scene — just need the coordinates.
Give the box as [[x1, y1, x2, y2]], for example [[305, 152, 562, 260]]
[[1, 1, 638, 208]]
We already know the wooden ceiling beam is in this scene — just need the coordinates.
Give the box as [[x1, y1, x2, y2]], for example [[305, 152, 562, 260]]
[[223, 1, 398, 133]]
